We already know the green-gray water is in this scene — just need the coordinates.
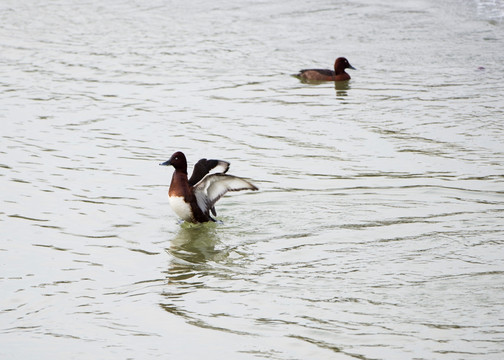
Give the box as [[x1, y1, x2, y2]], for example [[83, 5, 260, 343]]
[[1, 0, 504, 358]]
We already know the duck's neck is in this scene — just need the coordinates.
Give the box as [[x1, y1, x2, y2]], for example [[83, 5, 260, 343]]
[[334, 66, 346, 75], [169, 170, 190, 197]]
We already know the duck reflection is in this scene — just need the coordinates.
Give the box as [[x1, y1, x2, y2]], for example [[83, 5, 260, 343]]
[[165, 222, 225, 281], [295, 77, 350, 97], [334, 81, 350, 97], [161, 224, 225, 321]]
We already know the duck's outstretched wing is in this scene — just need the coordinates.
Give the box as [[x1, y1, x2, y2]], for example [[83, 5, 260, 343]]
[[189, 159, 230, 215], [188, 159, 230, 186], [194, 174, 258, 217]]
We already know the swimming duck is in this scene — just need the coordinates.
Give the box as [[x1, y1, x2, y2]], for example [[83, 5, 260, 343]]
[[160, 151, 258, 223], [296, 57, 356, 81]]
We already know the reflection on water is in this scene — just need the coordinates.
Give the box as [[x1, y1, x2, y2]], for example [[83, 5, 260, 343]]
[[161, 223, 256, 336], [168, 223, 222, 263], [334, 81, 351, 97], [293, 76, 350, 97]]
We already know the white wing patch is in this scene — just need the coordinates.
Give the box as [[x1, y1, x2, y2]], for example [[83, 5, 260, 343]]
[[211, 160, 230, 175], [194, 174, 258, 215]]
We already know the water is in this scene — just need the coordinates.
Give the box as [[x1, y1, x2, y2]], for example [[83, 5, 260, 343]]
[[1, 0, 504, 358]]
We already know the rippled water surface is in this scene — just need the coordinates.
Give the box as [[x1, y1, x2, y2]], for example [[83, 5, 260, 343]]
[[1, 0, 504, 358]]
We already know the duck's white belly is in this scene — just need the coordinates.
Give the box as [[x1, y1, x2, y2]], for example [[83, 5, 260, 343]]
[[169, 196, 193, 222]]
